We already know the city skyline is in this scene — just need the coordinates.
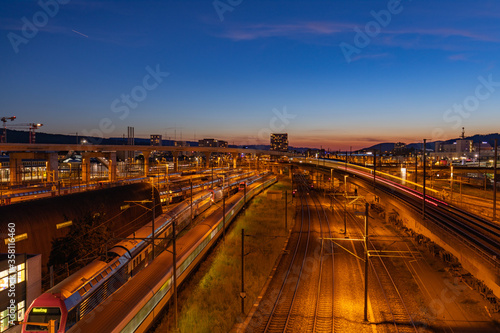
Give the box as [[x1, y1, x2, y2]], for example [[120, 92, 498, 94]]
[[2, 0, 500, 150]]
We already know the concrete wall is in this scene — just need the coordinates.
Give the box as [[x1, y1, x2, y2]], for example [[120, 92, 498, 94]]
[[376, 189, 500, 298], [0, 183, 160, 270]]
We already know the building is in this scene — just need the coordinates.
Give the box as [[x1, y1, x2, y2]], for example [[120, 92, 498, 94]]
[[150, 135, 162, 146], [0, 254, 41, 332], [270, 133, 288, 152], [198, 138, 228, 148], [432, 139, 494, 165], [174, 141, 190, 147]]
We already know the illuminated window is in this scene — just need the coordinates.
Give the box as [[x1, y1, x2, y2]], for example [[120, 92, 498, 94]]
[[17, 301, 25, 322], [0, 270, 7, 291], [0, 309, 9, 332]]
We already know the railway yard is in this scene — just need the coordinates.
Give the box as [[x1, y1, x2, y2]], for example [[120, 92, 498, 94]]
[[239, 172, 500, 333]]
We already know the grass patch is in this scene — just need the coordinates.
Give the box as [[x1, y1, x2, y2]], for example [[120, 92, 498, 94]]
[[154, 178, 293, 333]]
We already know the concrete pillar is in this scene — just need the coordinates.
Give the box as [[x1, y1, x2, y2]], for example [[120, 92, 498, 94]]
[[47, 153, 59, 183], [173, 152, 179, 172], [82, 156, 91, 184], [232, 153, 238, 169], [204, 152, 211, 169], [9, 155, 20, 185], [143, 151, 151, 177], [108, 152, 117, 183]]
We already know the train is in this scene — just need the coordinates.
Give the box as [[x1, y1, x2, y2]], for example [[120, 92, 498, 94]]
[[160, 171, 255, 204], [65, 174, 277, 332], [19, 179, 242, 332]]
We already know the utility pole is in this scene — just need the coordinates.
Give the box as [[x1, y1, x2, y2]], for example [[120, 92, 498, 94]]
[[415, 149, 418, 190], [151, 179, 156, 260], [244, 181, 247, 210], [223, 176, 226, 243], [363, 202, 369, 322], [344, 175, 348, 235], [373, 150, 376, 189], [494, 139, 498, 221], [285, 190, 288, 230], [422, 139, 427, 220], [173, 206, 178, 330], [450, 165, 454, 203], [241, 228, 245, 315], [345, 150, 348, 171], [190, 177, 193, 226]]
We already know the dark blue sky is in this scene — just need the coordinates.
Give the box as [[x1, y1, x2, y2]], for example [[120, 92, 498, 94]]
[[1, 0, 500, 149]]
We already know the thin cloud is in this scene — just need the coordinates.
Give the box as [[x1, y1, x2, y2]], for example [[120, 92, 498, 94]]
[[217, 22, 354, 41], [214, 21, 500, 56], [350, 53, 391, 62], [448, 53, 469, 61], [384, 27, 500, 43]]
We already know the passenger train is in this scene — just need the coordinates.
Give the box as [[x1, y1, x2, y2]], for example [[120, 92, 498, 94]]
[[65, 174, 277, 332], [20, 172, 263, 332]]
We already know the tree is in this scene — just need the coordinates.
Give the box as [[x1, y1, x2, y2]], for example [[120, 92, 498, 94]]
[[48, 212, 111, 279]]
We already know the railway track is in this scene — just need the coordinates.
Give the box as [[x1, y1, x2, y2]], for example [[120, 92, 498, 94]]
[[374, 181, 500, 267], [255, 174, 336, 333], [311, 192, 335, 333], [369, 253, 418, 332], [332, 189, 419, 332], [261, 176, 312, 333]]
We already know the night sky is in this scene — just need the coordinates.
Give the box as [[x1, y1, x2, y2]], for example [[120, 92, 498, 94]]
[[1, 0, 500, 149]]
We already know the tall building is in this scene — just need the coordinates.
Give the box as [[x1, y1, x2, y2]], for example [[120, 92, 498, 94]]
[[0, 254, 41, 332], [150, 134, 162, 146], [270, 133, 288, 152], [198, 138, 228, 148]]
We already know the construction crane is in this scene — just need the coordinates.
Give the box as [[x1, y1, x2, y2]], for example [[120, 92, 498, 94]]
[[1, 116, 16, 143], [4, 121, 43, 144]]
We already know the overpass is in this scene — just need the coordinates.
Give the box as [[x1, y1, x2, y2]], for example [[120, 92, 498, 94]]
[[0, 143, 292, 185]]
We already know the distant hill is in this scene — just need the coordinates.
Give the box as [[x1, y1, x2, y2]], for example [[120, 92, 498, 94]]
[[362, 133, 500, 153], [2, 129, 199, 147]]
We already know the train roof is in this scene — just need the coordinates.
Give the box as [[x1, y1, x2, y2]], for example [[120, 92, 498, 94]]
[[46, 260, 109, 300]]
